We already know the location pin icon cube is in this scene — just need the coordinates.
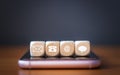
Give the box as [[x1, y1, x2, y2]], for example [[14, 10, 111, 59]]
[[46, 41, 60, 56], [30, 41, 45, 56], [60, 41, 74, 56], [75, 41, 90, 56]]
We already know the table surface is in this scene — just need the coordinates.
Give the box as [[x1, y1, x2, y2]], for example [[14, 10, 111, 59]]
[[0, 45, 120, 75]]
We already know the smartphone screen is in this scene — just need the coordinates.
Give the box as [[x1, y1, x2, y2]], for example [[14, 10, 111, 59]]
[[19, 50, 101, 69]]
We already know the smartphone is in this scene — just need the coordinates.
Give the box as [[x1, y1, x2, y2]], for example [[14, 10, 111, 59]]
[[18, 51, 101, 69]]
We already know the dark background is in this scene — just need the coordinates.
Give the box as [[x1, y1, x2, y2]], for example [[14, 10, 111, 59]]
[[0, 0, 120, 45]]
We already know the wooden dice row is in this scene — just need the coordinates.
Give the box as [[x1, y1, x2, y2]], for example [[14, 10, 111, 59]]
[[30, 41, 90, 57]]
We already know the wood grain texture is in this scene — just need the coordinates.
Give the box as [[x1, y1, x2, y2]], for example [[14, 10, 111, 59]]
[[0, 45, 120, 75]]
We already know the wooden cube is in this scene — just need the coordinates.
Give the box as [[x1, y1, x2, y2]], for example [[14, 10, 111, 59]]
[[75, 41, 90, 56], [60, 41, 74, 56], [46, 41, 60, 56], [30, 41, 45, 56]]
